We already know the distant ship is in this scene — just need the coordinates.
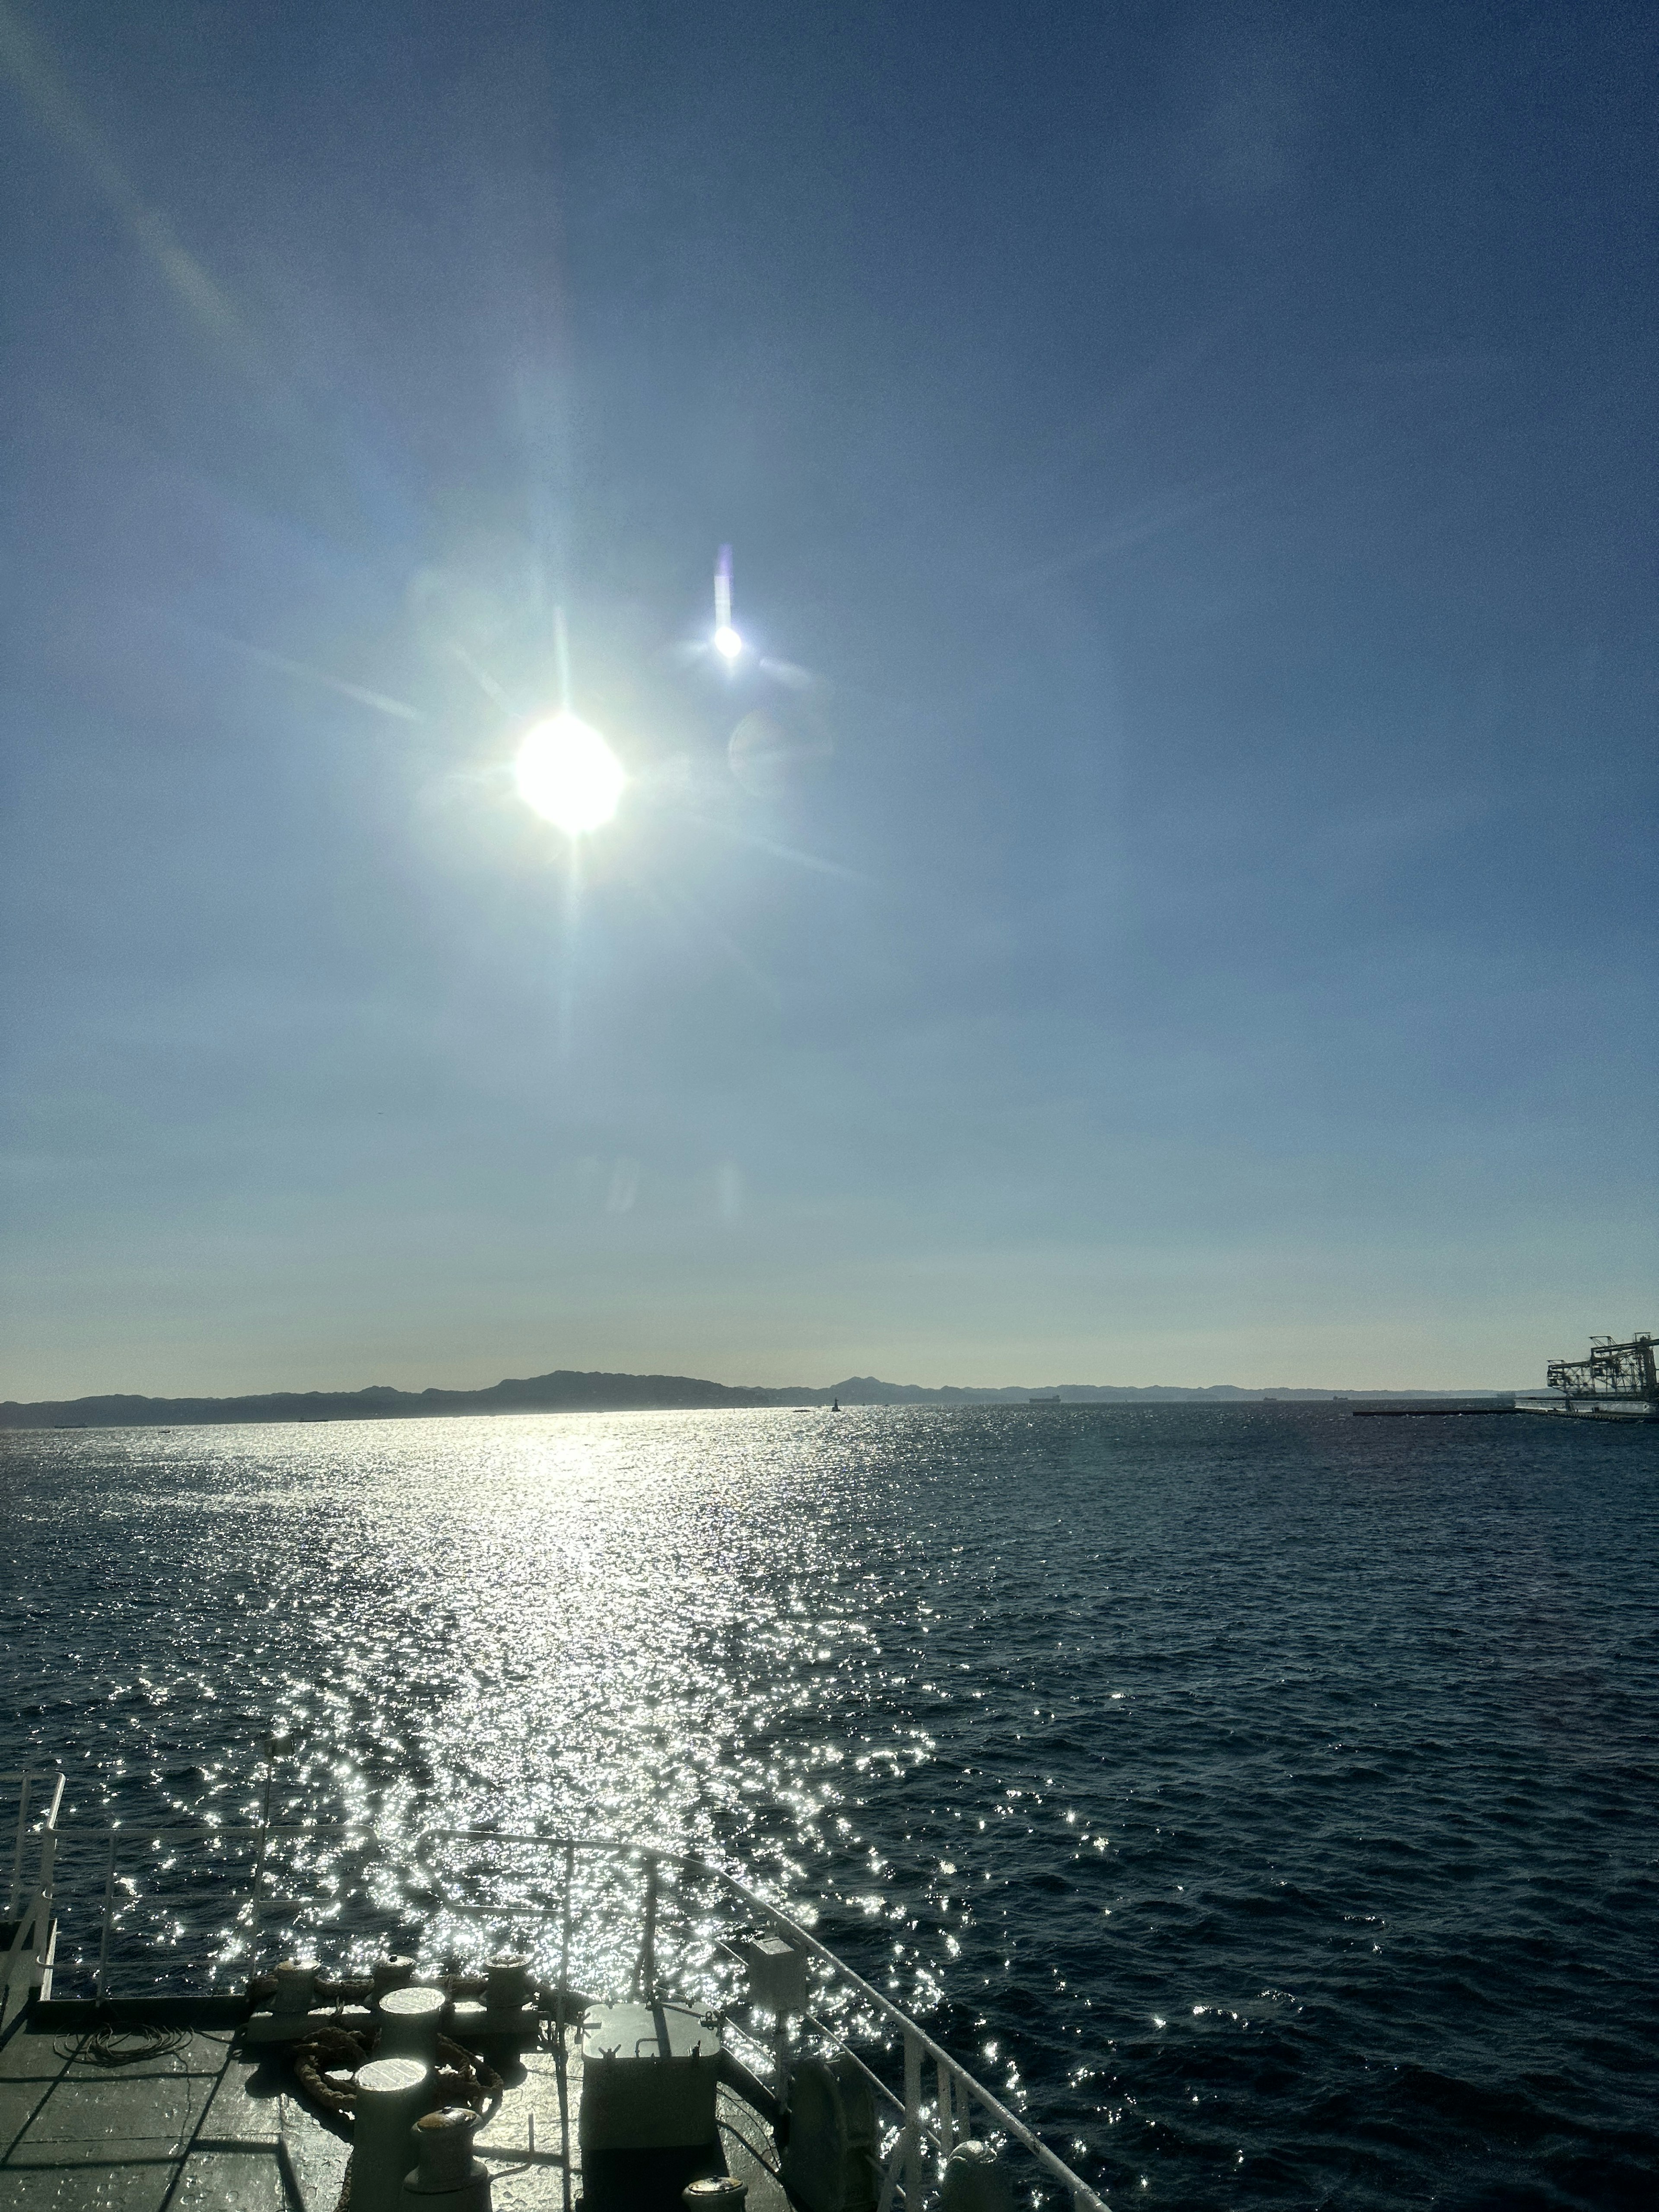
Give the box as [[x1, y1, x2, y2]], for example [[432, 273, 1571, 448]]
[[1028, 1393, 1062, 1405], [1514, 1332, 1658, 1421]]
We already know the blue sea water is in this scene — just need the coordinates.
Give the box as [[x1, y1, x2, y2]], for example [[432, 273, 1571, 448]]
[[1, 1404, 1655, 2207]]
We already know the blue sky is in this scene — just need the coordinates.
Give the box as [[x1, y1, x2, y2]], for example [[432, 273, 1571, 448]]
[[2, 0, 1654, 1397]]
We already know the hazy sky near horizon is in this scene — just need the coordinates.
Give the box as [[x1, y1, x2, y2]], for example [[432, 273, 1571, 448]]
[[2, 0, 1655, 1400]]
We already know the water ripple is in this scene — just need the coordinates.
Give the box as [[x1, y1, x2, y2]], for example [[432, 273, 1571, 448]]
[[1, 1404, 1655, 2207]]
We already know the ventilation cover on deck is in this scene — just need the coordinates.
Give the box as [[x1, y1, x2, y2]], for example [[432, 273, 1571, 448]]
[[580, 2003, 721, 2152]]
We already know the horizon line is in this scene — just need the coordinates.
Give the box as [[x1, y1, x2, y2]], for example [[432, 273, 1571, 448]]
[[0, 1359, 1532, 1419]]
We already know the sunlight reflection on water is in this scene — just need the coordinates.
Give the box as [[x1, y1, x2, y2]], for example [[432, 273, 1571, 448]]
[[3, 1405, 1657, 2209]]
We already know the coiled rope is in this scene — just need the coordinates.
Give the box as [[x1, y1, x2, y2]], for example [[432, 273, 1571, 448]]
[[54, 2020, 197, 2068], [291, 2020, 504, 2126]]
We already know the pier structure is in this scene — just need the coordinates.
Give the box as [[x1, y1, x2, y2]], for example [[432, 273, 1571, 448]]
[[1516, 1332, 1658, 1420]]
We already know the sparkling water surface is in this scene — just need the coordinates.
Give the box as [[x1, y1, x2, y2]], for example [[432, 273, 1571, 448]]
[[1, 1404, 1655, 2207]]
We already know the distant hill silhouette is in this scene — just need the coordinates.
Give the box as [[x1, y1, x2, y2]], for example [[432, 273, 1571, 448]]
[[774, 1371, 1513, 1407], [0, 1369, 771, 1430], [0, 1367, 1513, 1430]]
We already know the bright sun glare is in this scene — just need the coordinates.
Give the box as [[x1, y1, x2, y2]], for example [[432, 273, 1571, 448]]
[[713, 624, 744, 661], [514, 712, 626, 834]]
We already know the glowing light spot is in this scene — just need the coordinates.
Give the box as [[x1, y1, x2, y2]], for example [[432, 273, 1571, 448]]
[[713, 624, 744, 661], [514, 712, 625, 833]]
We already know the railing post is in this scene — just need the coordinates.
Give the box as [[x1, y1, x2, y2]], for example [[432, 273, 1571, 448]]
[[247, 1741, 277, 1978], [636, 1853, 659, 2002], [7, 1774, 32, 1917], [95, 1832, 117, 2000], [35, 1828, 57, 1987], [903, 2027, 923, 2206], [557, 1838, 576, 2212], [937, 2058, 956, 2156], [558, 1838, 575, 2039], [247, 1821, 270, 1975]]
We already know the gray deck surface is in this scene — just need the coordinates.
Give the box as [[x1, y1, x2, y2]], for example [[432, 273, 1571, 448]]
[[0, 2019, 789, 2212]]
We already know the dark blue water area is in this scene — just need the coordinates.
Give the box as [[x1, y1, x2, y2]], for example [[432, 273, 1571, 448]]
[[1, 1404, 1655, 2207]]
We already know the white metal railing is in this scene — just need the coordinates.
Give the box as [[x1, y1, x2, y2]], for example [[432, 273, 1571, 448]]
[[51, 1814, 1109, 2212], [409, 1831, 1110, 2212], [0, 1766, 65, 2028]]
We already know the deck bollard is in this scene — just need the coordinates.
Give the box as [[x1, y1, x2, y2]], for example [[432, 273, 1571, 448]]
[[273, 1959, 317, 2015], [485, 1955, 532, 2013], [355, 2058, 433, 2212], [400, 2104, 492, 2209], [683, 2179, 747, 2212], [378, 1984, 446, 2063], [374, 1955, 419, 1997], [937, 2142, 1014, 2212]]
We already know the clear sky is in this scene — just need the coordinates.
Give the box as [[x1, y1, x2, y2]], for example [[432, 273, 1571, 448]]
[[2, 0, 1654, 1399]]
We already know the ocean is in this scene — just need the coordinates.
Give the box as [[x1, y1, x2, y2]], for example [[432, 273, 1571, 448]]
[[1, 1404, 1654, 2207]]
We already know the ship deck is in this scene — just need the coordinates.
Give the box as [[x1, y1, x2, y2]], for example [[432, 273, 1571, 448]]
[[0, 1801, 1107, 2212], [0, 2006, 789, 2212]]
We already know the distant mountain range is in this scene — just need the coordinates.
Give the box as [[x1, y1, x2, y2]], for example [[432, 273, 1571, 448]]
[[0, 1367, 1516, 1429]]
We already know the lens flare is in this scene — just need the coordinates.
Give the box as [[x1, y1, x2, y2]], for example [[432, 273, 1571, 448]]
[[514, 712, 625, 834]]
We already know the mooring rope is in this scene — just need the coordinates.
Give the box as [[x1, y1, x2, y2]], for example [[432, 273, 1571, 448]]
[[54, 2019, 197, 2067], [291, 2021, 504, 2126]]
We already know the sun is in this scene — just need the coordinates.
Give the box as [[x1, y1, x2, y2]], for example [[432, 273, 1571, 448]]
[[514, 712, 626, 834]]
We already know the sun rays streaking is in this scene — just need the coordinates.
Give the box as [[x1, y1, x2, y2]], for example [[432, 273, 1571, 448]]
[[196, 627, 426, 722], [680, 811, 868, 884], [612, 863, 784, 1008], [446, 639, 517, 715], [1, 0, 273, 392], [203, 539, 855, 1055]]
